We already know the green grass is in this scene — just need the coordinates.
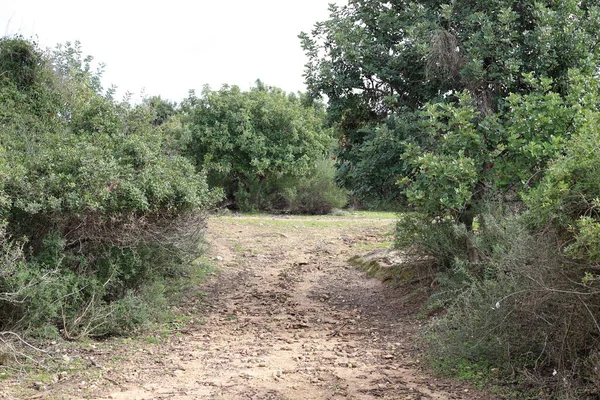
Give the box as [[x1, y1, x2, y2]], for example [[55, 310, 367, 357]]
[[233, 242, 245, 253], [213, 208, 399, 218], [354, 241, 394, 251], [143, 335, 164, 345], [344, 210, 398, 219], [214, 211, 397, 228], [428, 357, 541, 399]]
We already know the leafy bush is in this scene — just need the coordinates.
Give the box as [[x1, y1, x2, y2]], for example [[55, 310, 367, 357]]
[[395, 212, 469, 271], [290, 158, 348, 214], [303, 1, 600, 397], [524, 96, 600, 263], [0, 37, 219, 338], [180, 82, 335, 212], [231, 174, 291, 213], [234, 158, 347, 214], [422, 207, 600, 398], [336, 114, 420, 209]]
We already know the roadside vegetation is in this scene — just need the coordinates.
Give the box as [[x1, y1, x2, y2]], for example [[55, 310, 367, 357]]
[[0, 35, 346, 353], [176, 82, 347, 214], [302, 0, 600, 398], [0, 37, 222, 343], [4, 0, 600, 398]]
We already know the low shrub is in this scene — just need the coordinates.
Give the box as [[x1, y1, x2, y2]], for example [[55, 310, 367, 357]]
[[395, 212, 469, 270], [0, 213, 207, 338], [234, 157, 347, 214], [289, 158, 348, 214], [0, 37, 218, 339], [418, 208, 600, 398]]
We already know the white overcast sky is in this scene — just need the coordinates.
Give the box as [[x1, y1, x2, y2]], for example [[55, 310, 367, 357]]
[[1, 0, 345, 103]]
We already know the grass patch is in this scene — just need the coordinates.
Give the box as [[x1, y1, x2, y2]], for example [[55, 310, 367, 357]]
[[344, 210, 398, 219], [215, 211, 397, 228], [354, 241, 394, 251], [233, 242, 245, 254], [143, 335, 165, 345]]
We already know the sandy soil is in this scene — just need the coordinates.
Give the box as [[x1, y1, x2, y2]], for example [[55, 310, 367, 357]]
[[1, 214, 496, 400]]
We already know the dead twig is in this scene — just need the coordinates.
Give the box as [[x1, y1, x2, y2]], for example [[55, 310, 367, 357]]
[[0, 331, 46, 353], [328, 322, 348, 337]]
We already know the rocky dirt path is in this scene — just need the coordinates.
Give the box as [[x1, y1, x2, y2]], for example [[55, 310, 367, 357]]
[[4, 214, 495, 399]]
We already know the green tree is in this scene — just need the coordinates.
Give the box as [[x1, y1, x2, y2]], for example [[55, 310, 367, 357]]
[[337, 113, 420, 208], [524, 70, 600, 263], [181, 82, 334, 208], [302, 0, 600, 120], [302, 0, 600, 219], [303, 4, 600, 394], [144, 95, 177, 126]]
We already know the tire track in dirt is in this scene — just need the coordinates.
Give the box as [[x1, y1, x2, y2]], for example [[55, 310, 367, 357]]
[[51, 215, 495, 400]]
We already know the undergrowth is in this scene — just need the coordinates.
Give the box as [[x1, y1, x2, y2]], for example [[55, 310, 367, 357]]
[[235, 158, 348, 214], [395, 204, 600, 398]]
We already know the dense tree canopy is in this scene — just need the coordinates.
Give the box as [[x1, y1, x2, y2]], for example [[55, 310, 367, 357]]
[[302, 0, 600, 119], [179, 82, 335, 207], [301, 0, 600, 216]]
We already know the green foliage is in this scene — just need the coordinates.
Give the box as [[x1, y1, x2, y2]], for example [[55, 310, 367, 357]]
[[234, 158, 347, 214], [401, 93, 481, 218], [0, 36, 47, 91], [337, 113, 419, 209], [304, 1, 600, 396], [302, 0, 600, 122], [524, 71, 600, 264], [399, 78, 578, 224], [180, 82, 336, 212], [423, 208, 600, 398], [0, 36, 218, 338], [289, 158, 348, 214], [302, 0, 600, 211], [393, 191, 600, 397], [565, 216, 600, 263], [395, 213, 468, 269], [144, 96, 177, 126]]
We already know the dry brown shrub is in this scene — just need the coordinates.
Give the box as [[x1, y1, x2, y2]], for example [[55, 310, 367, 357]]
[[424, 214, 600, 398], [427, 30, 465, 81], [56, 210, 208, 263]]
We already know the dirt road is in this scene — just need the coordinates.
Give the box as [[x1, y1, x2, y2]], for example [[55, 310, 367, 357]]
[[5, 214, 495, 399]]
